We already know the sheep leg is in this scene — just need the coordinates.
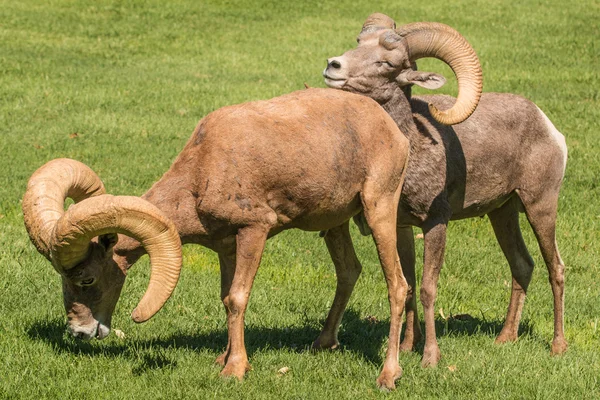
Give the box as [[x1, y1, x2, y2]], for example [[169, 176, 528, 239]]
[[420, 221, 448, 367], [220, 225, 269, 380], [488, 200, 534, 344], [362, 195, 407, 391], [397, 225, 422, 352], [520, 193, 568, 355], [215, 251, 236, 366], [312, 221, 362, 350]]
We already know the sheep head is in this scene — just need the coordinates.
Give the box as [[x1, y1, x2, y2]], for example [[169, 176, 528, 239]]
[[23, 159, 182, 339], [323, 14, 483, 125]]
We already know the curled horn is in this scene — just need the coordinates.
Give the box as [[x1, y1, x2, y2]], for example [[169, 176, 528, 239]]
[[360, 13, 396, 35], [23, 159, 183, 322], [396, 22, 483, 125], [22, 158, 106, 270]]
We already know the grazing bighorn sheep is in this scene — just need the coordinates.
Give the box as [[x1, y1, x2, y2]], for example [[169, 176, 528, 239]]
[[322, 14, 567, 366], [23, 88, 412, 390]]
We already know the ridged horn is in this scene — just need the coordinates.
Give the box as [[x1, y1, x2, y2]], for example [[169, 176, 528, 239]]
[[22, 158, 106, 269], [360, 13, 396, 34], [52, 194, 182, 323], [396, 22, 483, 125]]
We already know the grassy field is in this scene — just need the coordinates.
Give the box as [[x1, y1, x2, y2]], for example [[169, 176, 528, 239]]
[[1, 0, 599, 398]]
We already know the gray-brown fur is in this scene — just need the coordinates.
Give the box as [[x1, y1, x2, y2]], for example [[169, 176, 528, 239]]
[[24, 88, 410, 390], [324, 16, 567, 367]]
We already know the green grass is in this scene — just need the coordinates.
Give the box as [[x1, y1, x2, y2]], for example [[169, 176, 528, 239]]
[[1, 0, 599, 398]]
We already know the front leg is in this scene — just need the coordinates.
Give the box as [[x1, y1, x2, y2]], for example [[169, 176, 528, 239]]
[[220, 225, 269, 380], [312, 221, 362, 351], [420, 221, 448, 367], [215, 251, 236, 367]]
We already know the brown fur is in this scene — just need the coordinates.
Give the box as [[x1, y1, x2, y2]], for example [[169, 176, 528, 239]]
[[324, 22, 568, 366], [47, 88, 410, 390]]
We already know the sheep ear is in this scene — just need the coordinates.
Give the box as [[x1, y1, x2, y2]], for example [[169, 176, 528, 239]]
[[398, 70, 446, 90], [99, 233, 118, 252]]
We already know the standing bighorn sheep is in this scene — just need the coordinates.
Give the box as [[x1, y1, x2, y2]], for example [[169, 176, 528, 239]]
[[323, 13, 568, 366], [23, 88, 413, 390]]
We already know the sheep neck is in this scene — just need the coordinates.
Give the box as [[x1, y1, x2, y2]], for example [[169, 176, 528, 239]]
[[379, 86, 448, 224], [379, 87, 425, 153]]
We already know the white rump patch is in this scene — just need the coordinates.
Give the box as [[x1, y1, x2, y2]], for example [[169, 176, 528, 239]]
[[537, 106, 567, 173]]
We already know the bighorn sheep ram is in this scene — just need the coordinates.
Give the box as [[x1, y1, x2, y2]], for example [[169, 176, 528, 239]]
[[23, 88, 412, 390], [323, 14, 567, 366]]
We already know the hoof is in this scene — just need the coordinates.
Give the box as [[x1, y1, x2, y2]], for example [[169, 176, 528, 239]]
[[551, 338, 568, 355], [220, 360, 252, 381], [400, 321, 423, 352], [376, 365, 402, 391], [311, 337, 339, 352], [495, 332, 518, 344], [421, 347, 441, 368], [399, 338, 416, 353], [399, 331, 422, 352], [214, 352, 227, 367]]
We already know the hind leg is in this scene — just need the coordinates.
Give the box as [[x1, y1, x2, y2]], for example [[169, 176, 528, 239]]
[[397, 226, 422, 352], [519, 191, 567, 354], [488, 198, 535, 344], [312, 221, 363, 350], [361, 193, 406, 391], [215, 251, 236, 366]]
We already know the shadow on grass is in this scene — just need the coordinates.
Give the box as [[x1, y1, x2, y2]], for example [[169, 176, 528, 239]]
[[433, 313, 535, 341], [339, 310, 536, 360], [26, 308, 537, 372], [131, 352, 178, 376]]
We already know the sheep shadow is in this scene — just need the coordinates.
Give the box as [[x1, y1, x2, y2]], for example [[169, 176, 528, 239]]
[[338, 311, 536, 360], [26, 309, 536, 373]]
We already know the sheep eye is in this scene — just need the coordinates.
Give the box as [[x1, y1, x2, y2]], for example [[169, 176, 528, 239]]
[[376, 61, 396, 68], [80, 278, 95, 286]]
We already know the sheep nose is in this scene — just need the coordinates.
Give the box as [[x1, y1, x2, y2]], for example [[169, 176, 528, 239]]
[[67, 322, 98, 340], [70, 328, 90, 340], [71, 330, 84, 339], [327, 58, 342, 70]]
